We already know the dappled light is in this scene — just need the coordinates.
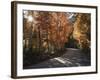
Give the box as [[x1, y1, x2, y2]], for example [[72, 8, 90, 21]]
[[23, 10, 91, 68]]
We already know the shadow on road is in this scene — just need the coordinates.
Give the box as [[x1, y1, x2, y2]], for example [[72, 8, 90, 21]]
[[23, 48, 90, 69]]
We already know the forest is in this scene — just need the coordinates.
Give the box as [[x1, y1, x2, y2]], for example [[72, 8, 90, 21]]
[[23, 10, 91, 68]]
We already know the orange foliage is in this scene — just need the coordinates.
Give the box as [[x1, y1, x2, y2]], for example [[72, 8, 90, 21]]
[[23, 11, 73, 53], [73, 13, 91, 49]]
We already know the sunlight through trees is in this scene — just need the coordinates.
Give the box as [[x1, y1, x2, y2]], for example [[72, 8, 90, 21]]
[[23, 10, 91, 54]]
